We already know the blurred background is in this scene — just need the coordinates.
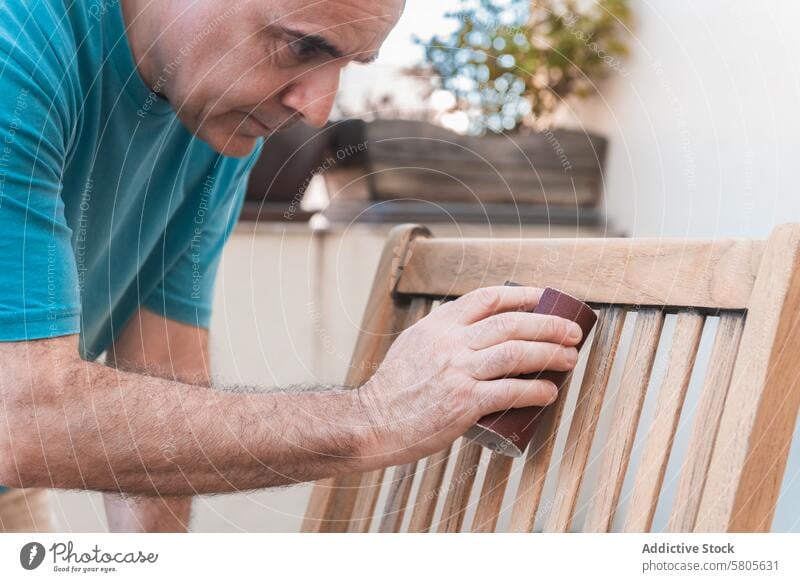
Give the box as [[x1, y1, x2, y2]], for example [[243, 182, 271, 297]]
[[48, 0, 800, 532]]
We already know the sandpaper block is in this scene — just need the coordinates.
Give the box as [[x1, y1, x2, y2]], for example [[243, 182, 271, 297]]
[[464, 282, 597, 457]]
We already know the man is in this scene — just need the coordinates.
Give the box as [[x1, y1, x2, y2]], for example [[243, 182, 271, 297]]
[[0, 0, 582, 532]]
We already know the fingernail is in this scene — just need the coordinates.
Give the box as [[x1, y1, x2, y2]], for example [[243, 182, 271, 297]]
[[568, 323, 582, 342], [566, 347, 578, 366], [547, 385, 559, 404]]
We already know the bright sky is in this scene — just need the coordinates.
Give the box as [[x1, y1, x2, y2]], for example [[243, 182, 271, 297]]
[[374, 1, 461, 66]]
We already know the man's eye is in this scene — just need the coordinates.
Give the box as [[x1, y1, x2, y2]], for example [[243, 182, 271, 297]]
[[288, 38, 319, 61]]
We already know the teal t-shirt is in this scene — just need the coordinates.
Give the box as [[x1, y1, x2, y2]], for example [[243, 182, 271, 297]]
[[0, 0, 260, 360]]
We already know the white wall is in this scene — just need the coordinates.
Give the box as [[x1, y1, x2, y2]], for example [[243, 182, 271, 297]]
[[569, 0, 800, 240]]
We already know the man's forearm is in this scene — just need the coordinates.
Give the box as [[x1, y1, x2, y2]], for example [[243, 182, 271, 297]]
[[4, 360, 376, 496]]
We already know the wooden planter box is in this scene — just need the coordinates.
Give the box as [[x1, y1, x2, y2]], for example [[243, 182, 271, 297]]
[[241, 119, 608, 226], [322, 119, 607, 225]]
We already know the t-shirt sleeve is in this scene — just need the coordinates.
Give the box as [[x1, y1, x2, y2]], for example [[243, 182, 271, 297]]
[[0, 47, 81, 341], [140, 161, 253, 329]]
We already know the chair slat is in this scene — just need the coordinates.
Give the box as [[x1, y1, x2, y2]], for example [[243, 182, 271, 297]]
[[378, 461, 419, 533], [436, 440, 484, 532], [345, 470, 384, 533], [470, 453, 515, 532], [542, 307, 628, 533], [624, 310, 706, 532], [583, 308, 666, 532], [397, 238, 764, 309], [668, 312, 745, 531], [407, 444, 453, 532], [348, 297, 434, 532], [507, 369, 584, 532]]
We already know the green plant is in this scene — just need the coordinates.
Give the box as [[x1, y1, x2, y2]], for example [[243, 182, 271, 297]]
[[420, 0, 632, 133]]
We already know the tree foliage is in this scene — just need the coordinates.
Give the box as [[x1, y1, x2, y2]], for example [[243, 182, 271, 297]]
[[421, 0, 633, 133]]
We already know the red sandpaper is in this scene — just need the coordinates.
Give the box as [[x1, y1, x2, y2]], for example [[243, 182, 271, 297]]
[[464, 283, 598, 457]]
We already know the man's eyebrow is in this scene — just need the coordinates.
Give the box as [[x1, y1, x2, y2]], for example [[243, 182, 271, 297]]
[[279, 27, 379, 64]]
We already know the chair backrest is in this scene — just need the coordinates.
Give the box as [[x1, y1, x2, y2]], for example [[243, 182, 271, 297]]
[[302, 223, 800, 533]]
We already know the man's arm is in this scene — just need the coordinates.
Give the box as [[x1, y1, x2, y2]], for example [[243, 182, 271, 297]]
[[0, 286, 581, 496], [103, 307, 210, 532], [0, 333, 371, 495]]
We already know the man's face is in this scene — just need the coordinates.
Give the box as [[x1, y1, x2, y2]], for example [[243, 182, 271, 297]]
[[157, 0, 404, 157]]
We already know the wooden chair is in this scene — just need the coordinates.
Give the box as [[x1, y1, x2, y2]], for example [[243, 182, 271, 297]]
[[302, 223, 800, 533]]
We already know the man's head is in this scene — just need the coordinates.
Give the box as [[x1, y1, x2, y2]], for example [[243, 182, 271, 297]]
[[125, 0, 405, 157]]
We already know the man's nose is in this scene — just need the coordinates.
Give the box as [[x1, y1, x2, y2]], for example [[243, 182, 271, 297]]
[[280, 66, 341, 128]]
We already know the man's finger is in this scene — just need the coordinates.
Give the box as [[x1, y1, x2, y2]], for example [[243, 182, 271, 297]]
[[469, 340, 578, 381], [436, 285, 544, 325], [466, 312, 583, 351], [474, 378, 559, 412]]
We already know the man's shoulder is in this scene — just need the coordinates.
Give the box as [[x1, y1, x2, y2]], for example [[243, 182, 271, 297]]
[[0, 0, 83, 54], [0, 0, 85, 94]]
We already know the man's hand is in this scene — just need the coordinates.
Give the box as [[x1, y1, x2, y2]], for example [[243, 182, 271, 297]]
[[356, 285, 582, 467]]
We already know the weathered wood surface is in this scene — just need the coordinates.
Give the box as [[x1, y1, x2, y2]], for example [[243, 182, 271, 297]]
[[397, 238, 763, 310]]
